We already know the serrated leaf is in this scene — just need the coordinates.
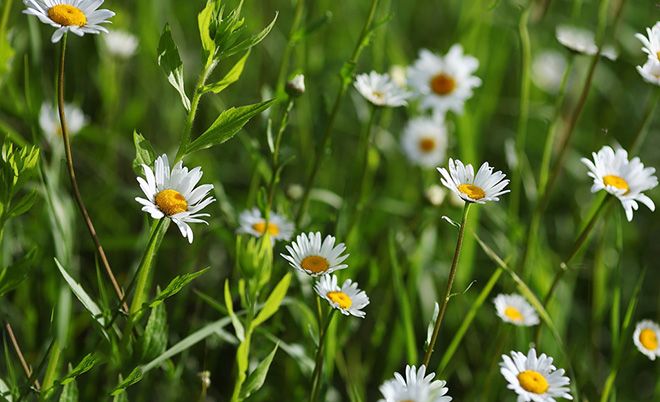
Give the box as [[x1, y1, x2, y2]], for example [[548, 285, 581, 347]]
[[59, 354, 99, 385], [58, 378, 78, 402], [140, 302, 168, 361], [202, 50, 251, 94], [54, 259, 106, 329], [111, 368, 143, 396], [253, 273, 291, 327], [149, 267, 210, 308], [185, 99, 276, 155], [157, 24, 191, 111], [239, 343, 278, 399], [132, 131, 157, 174], [223, 13, 278, 58], [224, 280, 245, 342]]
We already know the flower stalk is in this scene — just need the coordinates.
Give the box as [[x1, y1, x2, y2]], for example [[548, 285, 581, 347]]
[[310, 309, 335, 402]]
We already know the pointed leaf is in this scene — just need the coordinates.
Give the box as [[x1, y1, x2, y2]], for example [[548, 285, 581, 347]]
[[60, 354, 100, 385], [202, 50, 251, 94], [140, 302, 168, 361], [54, 259, 106, 328], [132, 131, 157, 174], [239, 343, 278, 399], [111, 368, 143, 396], [224, 280, 245, 341], [198, 0, 217, 57], [149, 267, 210, 308], [157, 24, 191, 111], [253, 273, 291, 327], [58, 379, 78, 402], [223, 13, 278, 58]]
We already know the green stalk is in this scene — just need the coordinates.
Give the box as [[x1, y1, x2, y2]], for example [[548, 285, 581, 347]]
[[630, 89, 659, 154], [129, 218, 169, 317], [275, 0, 305, 95], [388, 231, 418, 363], [310, 310, 335, 402], [39, 341, 60, 399], [265, 97, 294, 217]]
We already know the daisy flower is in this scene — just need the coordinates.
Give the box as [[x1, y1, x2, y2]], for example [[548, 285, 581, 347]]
[[581, 145, 658, 221], [494, 294, 540, 327], [314, 274, 369, 318], [500, 348, 573, 402], [437, 159, 510, 204], [39, 102, 87, 147], [633, 320, 660, 360], [237, 208, 294, 243], [407, 45, 481, 115], [379, 365, 452, 402], [281, 232, 348, 276], [135, 154, 215, 243], [555, 25, 617, 60], [635, 22, 660, 63], [354, 71, 411, 107], [637, 59, 660, 86], [103, 29, 138, 59], [401, 117, 448, 168], [23, 0, 115, 43]]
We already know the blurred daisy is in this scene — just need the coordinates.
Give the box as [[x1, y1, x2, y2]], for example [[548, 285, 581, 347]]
[[633, 320, 660, 360], [354, 71, 411, 107], [281, 232, 348, 276], [408, 45, 481, 115], [425, 184, 447, 206], [532, 50, 567, 93], [23, 0, 115, 43], [135, 154, 215, 243], [39, 102, 87, 146], [556, 25, 617, 60], [635, 22, 660, 63], [637, 59, 660, 86], [389, 65, 408, 88], [379, 365, 452, 402], [402, 117, 448, 168], [500, 348, 573, 401], [494, 294, 539, 327], [437, 159, 510, 204], [103, 29, 138, 59], [581, 145, 658, 221], [237, 208, 294, 243], [314, 274, 369, 318]]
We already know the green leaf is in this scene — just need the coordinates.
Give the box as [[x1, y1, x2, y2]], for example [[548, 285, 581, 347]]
[[111, 368, 143, 396], [132, 131, 157, 174], [7, 190, 38, 218], [202, 50, 251, 94], [186, 99, 276, 155], [0, 377, 12, 402], [239, 343, 278, 399], [0, 249, 35, 297], [157, 24, 191, 111], [54, 259, 107, 330], [222, 12, 278, 58], [59, 354, 99, 385], [149, 267, 210, 308], [58, 378, 78, 402], [140, 302, 168, 361], [253, 273, 291, 327], [112, 390, 129, 402], [198, 0, 217, 58], [224, 280, 245, 341]]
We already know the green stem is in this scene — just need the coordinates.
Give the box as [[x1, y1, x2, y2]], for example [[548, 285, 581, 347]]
[[422, 202, 471, 367], [310, 310, 334, 402], [630, 89, 659, 155], [265, 97, 295, 217], [275, 0, 305, 95], [129, 218, 169, 317]]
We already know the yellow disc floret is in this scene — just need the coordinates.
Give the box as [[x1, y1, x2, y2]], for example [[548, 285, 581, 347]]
[[504, 306, 524, 322], [517, 370, 549, 394], [327, 291, 352, 310], [603, 174, 629, 192], [418, 137, 436, 152], [457, 183, 486, 200], [155, 189, 188, 216], [301, 255, 330, 274], [252, 221, 280, 236], [640, 328, 658, 351], [430, 73, 456, 95], [48, 5, 87, 27]]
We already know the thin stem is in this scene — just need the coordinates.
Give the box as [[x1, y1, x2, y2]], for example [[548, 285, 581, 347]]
[[630, 89, 659, 154], [275, 0, 305, 95], [129, 218, 168, 317], [310, 310, 334, 402], [422, 203, 471, 367], [5, 323, 40, 392], [56, 34, 127, 313], [266, 97, 294, 216]]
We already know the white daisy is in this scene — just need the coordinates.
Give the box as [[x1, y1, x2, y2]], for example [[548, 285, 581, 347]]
[[407, 45, 481, 115], [103, 29, 138, 59], [23, 0, 115, 43], [425, 184, 447, 206], [280, 232, 348, 276], [494, 293, 540, 327], [500, 348, 573, 402], [354, 71, 411, 107], [555, 25, 617, 60], [437, 158, 510, 204], [389, 64, 408, 88], [39, 102, 87, 147], [237, 208, 294, 243], [532, 50, 567, 94], [636, 59, 660, 86], [135, 154, 215, 244], [314, 274, 369, 318], [378, 365, 452, 402], [633, 320, 660, 361], [402, 117, 448, 168], [581, 145, 658, 222], [635, 22, 660, 63]]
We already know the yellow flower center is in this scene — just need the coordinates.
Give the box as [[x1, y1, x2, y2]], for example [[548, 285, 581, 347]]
[[327, 291, 352, 309], [430, 73, 456, 95], [418, 137, 436, 152], [48, 5, 87, 27], [640, 328, 658, 351], [517, 370, 549, 394], [603, 174, 629, 192], [300, 255, 330, 274], [504, 306, 524, 322], [155, 189, 188, 216], [657, 51, 660, 62], [371, 90, 385, 101], [457, 183, 486, 200], [251, 221, 280, 236]]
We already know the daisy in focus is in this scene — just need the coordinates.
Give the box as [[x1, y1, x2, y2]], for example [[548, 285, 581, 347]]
[[581, 145, 658, 221], [103, 29, 139, 59], [23, 0, 115, 43], [314, 274, 369, 318], [407, 45, 481, 115], [237, 208, 294, 243], [378, 365, 452, 402], [354, 71, 411, 107], [135, 154, 215, 243], [39, 102, 87, 146], [500, 348, 573, 401], [281, 232, 349, 276], [494, 294, 540, 327], [635, 22, 660, 63], [401, 117, 448, 168], [555, 25, 618, 60], [633, 320, 660, 360], [437, 159, 510, 204]]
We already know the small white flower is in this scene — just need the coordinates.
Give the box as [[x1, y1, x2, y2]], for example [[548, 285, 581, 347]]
[[633, 320, 660, 360], [281, 232, 348, 276], [636, 59, 660, 86], [314, 274, 369, 318], [581, 145, 658, 221], [532, 50, 567, 93], [494, 294, 540, 327], [500, 348, 573, 402], [286, 74, 305, 97], [39, 102, 87, 147], [378, 365, 452, 402], [635, 22, 660, 63], [354, 71, 411, 107], [407, 45, 481, 115], [135, 154, 215, 243], [23, 0, 115, 43], [437, 159, 510, 204], [556, 25, 617, 60], [237, 208, 294, 243], [425, 185, 447, 206], [103, 29, 138, 59], [402, 117, 448, 168]]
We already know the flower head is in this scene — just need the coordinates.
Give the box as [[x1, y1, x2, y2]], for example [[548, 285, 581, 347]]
[[378, 365, 452, 402], [281, 232, 348, 276], [237, 208, 294, 243], [637, 59, 660, 86], [286, 74, 305, 97], [354, 71, 410, 107], [581, 145, 657, 221], [556, 25, 617, 60], [402, 117, 448, 168], [135, 154, 215, 243], [500, 348, 573, 401], [635, 22, 660, 63], [103, 29, 138, 59], [494, 294, 540, 327], [23, 0, 115, 43], [314, 274, 369, 318], [39, 102, 87, 147], [633, 320, 660, 360], [437, 159, 510, 204]]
